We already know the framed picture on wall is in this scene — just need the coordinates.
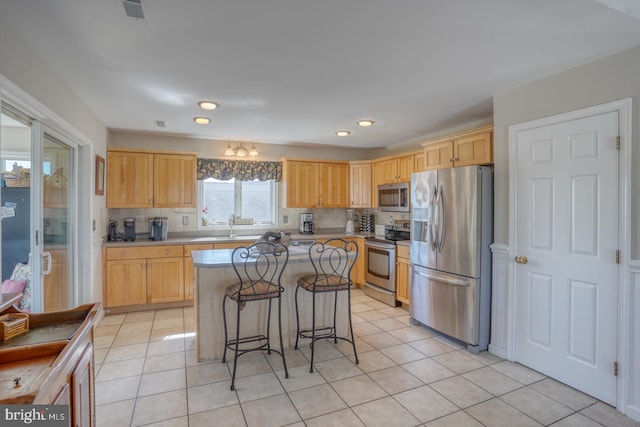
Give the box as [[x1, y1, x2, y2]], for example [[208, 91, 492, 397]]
[[95, 155, 105, 195]]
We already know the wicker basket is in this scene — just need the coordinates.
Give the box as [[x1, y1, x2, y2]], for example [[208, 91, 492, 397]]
[[5, 178, 30, 188], [0, 313, 29, 341]]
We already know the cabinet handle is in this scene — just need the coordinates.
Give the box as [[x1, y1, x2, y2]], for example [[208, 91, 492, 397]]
[[165, 249, 170, 255], [142, 263, 146, 268], [147, 263, 151, 268], [121, 251, 126, 256]]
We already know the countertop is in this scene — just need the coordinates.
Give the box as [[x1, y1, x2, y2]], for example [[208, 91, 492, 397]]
[[102, 228, 375, 248]]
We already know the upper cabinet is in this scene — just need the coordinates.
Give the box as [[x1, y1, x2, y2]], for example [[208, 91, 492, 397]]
[[422, 126, 493, 170], [279, 158, 349, 208], [349, 161, 372, 208], [107, 149, 197, 208]]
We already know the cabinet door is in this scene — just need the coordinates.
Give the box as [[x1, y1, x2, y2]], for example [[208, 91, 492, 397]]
[[397, 155, 415, 182], [380, 159, 399, 183], [105, 260, 147, 307], [320, 163, 349, 208], [414, 151, 427, 172], [349, 163, 372, 208], [72, 343, 94, 427], [153, 154, 197, 207], [424, 141, 454, 170], [147, 257, 184, 303], [43, 249, 69, 312], [286, 161, 320, 208], [396, 256, 411, 305], [372, 161, 383, 208], [352, 238, 366, 287], [106, 151, 154, 208], [453, 131, 493, 167]]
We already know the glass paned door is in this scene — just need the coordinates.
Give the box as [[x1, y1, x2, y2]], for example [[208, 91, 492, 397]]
[[41, 132, 75, 312]]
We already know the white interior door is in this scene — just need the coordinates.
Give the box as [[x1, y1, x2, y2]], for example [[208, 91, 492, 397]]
[[514, 111, 619, 404]]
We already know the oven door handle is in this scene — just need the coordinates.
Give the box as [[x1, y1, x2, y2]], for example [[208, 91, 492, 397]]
[[365, 242, 396, 251]]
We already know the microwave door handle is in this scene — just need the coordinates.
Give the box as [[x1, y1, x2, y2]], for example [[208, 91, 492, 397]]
[[438, 185, 446, 252]]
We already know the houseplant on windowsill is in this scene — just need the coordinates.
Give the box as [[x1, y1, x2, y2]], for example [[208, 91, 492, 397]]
[[201, 206, 209, 226]]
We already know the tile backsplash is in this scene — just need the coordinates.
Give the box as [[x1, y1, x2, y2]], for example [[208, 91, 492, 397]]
[[103, 207, 410, 238]]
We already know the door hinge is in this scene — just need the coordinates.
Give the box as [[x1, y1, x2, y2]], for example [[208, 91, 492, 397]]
[[616, 136, 621, 150], [616, 250, 620, 264], [614, 361, 619, 376]]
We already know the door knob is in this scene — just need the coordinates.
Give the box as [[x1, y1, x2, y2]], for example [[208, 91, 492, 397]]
[[515, 255, 528, 264]]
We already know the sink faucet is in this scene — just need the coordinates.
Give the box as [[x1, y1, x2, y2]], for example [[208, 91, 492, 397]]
[[228, 214, 236, 237]]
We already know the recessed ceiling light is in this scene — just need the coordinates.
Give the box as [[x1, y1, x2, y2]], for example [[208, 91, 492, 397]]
[[335, 130, 351, 136], [198, 101, 218, 111], [357, 120, 375, 127], [194, 117, 210, 125]]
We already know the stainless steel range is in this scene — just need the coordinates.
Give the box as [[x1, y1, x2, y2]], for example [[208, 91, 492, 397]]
[[363, 220, 410, 306]]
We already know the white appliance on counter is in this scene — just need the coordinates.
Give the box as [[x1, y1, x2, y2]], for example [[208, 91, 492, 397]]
[[410, 165, 493, 353]]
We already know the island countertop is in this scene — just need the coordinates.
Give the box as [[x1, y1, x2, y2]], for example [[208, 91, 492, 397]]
[[191, 244, 326, 269]]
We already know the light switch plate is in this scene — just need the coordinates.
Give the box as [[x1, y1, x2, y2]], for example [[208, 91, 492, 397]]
[[182, 215, 189, 225]]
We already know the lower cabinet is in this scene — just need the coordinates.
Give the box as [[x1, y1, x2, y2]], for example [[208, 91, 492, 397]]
[[396, 244, 410, 305], [104, 245, 184, 307], [43, 248, 69, 312], [353, 237, 366, 287]]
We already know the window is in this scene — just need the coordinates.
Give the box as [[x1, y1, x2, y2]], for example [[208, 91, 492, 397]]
[[200, 178, 277, 227]]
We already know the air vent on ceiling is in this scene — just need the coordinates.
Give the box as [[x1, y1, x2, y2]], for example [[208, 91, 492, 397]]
[[123, 0, 145, 19]]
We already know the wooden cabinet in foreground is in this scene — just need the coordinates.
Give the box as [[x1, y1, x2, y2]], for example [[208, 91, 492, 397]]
[[0, 303, 101, 427], [422, 126, 493, 170], [107, 148, 197, 208]]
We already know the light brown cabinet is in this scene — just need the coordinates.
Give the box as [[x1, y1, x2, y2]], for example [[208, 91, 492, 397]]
[[414, 151, 427, 172], [107, 149, 197, 208], [279, 159, 349, 208], [352, 237, 366, 287], [104, 245, 184, 307], [397, 154, 415, 182], [423, 127, 493, 170], [72, 343, 95, 427], [396, 244, 410, 305], [349, 162, 372, 208]]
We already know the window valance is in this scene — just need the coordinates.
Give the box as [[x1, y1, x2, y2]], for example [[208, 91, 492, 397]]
[[197, 158, 282, 182]]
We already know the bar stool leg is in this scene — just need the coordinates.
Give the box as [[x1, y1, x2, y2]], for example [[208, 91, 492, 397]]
[[294, 286, 301, 349], [310, 291, 316, 373], [333, 290, 338, 343], [278, 293, 289, 378], [347, 287, 359, 364], [230, 300, 241, 391], [266, 299, 272, 354], [221, 295, 229, 364]]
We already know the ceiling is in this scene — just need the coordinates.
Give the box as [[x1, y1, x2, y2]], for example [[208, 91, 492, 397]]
[[2, 1, 640, 149]]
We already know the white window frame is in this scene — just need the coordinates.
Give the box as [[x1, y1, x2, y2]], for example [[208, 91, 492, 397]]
[[198, 178, 278, 231]]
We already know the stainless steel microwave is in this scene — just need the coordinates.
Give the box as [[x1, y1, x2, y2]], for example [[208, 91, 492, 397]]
[[378, 182, 410, 212]]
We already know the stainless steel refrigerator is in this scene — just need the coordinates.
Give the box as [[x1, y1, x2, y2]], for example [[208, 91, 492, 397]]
[[410, 165, 492, 353]]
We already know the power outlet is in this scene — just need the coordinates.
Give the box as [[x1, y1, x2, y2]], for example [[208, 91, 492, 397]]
[[182, 215, 189, 225], [283, 215, 288, 224]]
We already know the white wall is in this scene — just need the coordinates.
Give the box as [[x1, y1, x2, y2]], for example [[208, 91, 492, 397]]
[[0, 23, 108, 304], [493, 45, 640, 253]]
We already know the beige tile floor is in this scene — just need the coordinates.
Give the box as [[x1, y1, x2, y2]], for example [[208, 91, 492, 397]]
[[94, 289, 640, 427]]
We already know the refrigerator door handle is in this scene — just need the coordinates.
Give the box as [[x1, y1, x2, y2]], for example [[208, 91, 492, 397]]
[[413, 268, 470, 287], [428, 185, 437, 250], [438, 184, 446, 252], [431, 185, 439, 250]]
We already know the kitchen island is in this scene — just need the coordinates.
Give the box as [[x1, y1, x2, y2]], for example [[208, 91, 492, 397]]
[[192, 245, 354, 361]]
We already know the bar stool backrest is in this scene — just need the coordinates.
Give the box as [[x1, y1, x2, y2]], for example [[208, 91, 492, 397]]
[[230, 242, 289, 298], [307, 239, 358, 287]]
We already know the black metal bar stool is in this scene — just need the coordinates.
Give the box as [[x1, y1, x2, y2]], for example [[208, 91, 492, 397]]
[[294, 239, 359, 373], [222, 241, 289, 390]]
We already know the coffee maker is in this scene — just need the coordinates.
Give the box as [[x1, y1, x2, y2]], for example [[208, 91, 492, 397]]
[[299, 213, 315, 234], [124, 218, 136, 241]]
